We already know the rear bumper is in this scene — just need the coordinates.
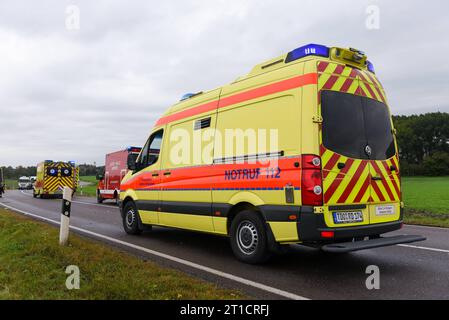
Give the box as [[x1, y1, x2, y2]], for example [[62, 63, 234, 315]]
[[321, 235, 426, 253], [297, 206, 405, 242]]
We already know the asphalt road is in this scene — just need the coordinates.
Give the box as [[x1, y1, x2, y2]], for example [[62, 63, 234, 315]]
[[1, 189, 448, 300]]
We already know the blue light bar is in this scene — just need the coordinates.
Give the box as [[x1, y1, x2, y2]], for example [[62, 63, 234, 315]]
[[285, 44, 330, 63], [366, 61, 375, 73]]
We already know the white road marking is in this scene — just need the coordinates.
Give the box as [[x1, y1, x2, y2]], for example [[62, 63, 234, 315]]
[[0, 202, 309, 301], [397, 244, 449, 254], [20, 190, 116, 209], [71, 199, 117, 209]]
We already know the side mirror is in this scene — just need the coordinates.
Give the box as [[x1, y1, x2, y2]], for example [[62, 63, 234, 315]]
[[96, 173, 104, 181], [127, 153, 139, 171]]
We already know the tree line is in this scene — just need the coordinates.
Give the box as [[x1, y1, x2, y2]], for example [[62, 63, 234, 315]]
[[393, 112, 449, 176], [1, 112, 448, 178], [1, 164, 104, 180]]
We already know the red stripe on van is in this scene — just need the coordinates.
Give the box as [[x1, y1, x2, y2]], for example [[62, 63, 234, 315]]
[[340, 78, 354, 93], [371, 180, 386, 202], [322, 75, 339, 90], [318, 62, 329, 73], [371, 161, 395, 201], [323, 153, 340, 178], [337, 161, 368, 203], [156, 101, 218, 126], [382, 161, 400, 197], [353, 175, 371, 203], [156, 73, 318, 126], [218, 73, 318, 108], [324, 159, 354, 202], [333, 64, 345, 75]]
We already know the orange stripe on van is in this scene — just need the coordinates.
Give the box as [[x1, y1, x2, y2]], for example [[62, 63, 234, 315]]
[[156, 73, 318, 126]]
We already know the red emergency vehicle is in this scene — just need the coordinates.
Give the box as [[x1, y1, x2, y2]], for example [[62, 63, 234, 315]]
[[96, 147, 142, 204]]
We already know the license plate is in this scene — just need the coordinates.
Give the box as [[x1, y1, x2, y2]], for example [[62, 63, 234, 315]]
[[333, 211, 364, 224], [375, 205, 395, 216]]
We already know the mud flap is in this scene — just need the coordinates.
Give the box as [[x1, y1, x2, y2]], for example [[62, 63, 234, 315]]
[[321, 235, 426, 253]]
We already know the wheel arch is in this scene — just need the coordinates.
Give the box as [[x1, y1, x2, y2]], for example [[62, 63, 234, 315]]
[[226, 202, 265, 235]]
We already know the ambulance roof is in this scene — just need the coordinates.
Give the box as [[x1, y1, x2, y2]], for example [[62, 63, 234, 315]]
[[159, 44, 374, 122]]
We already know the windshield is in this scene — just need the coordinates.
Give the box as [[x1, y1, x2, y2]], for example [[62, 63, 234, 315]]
[[321, 91, 396, 160], [19, 179, 30, 183]]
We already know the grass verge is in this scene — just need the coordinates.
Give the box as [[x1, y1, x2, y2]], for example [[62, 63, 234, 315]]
[[0, 208, 244, 300], [403, 209, 449, 228], [402, 177, 449, 228]]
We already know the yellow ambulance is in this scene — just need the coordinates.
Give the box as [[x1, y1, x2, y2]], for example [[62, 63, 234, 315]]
[[34, 160, 79, 199], [120, 44, 425, 263]]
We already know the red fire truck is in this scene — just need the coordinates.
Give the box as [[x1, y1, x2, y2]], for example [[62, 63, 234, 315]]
[[96, 147, 141, 204]]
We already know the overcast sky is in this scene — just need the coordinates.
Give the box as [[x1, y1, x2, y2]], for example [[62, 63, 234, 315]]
[[0, 0, 448, 166]]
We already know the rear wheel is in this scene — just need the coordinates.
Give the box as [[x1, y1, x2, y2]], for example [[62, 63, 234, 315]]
[[33, 190, 37, 198], [230, 210, 271, 264], [122, 201, 143, 235]]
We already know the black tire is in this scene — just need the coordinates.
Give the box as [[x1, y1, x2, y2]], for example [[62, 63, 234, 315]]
[[33, 190, 37, 198], [229, 210, 271, 264], [122, 201, 143, 235], [97, 191, 103, 204]]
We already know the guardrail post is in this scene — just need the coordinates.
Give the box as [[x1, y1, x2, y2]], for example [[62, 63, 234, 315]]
[[59, 186, 72, 246]]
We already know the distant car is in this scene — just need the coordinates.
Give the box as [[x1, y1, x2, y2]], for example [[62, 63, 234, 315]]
[[18, 176, 33, 190]]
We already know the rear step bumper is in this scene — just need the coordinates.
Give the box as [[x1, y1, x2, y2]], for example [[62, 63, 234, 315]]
[[321, 235, 426, 253]]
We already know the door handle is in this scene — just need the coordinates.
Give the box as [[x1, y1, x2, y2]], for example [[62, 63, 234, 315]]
[[163, 171, 171, 176], [152, 173, 159, 177], [372, 176, 383, 181]]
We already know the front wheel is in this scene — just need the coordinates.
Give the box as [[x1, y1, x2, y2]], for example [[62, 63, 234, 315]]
[[230, 211, 271, 264], [122, 202, 143, 235]]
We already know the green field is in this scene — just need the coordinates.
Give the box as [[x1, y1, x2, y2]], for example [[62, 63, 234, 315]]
[[3, 180, 17, 190], [79, 176, 97, 184], [0, 208, 243, 299], [402, 176, 449, 227], [77, 176, 97, 197]]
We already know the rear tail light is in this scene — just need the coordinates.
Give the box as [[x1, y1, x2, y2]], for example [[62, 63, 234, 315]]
[[321, 231, 334, 239], [301, 155, 324, 206]]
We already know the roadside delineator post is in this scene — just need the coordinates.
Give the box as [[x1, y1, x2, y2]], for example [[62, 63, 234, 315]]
[[60, 186, 72, 246]]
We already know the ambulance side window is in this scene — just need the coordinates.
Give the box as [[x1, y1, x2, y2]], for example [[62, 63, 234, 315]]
[[138, 129, 164, 169]]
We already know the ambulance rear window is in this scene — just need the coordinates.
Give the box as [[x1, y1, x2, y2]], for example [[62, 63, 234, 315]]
[[321, 91, 395, 160]]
